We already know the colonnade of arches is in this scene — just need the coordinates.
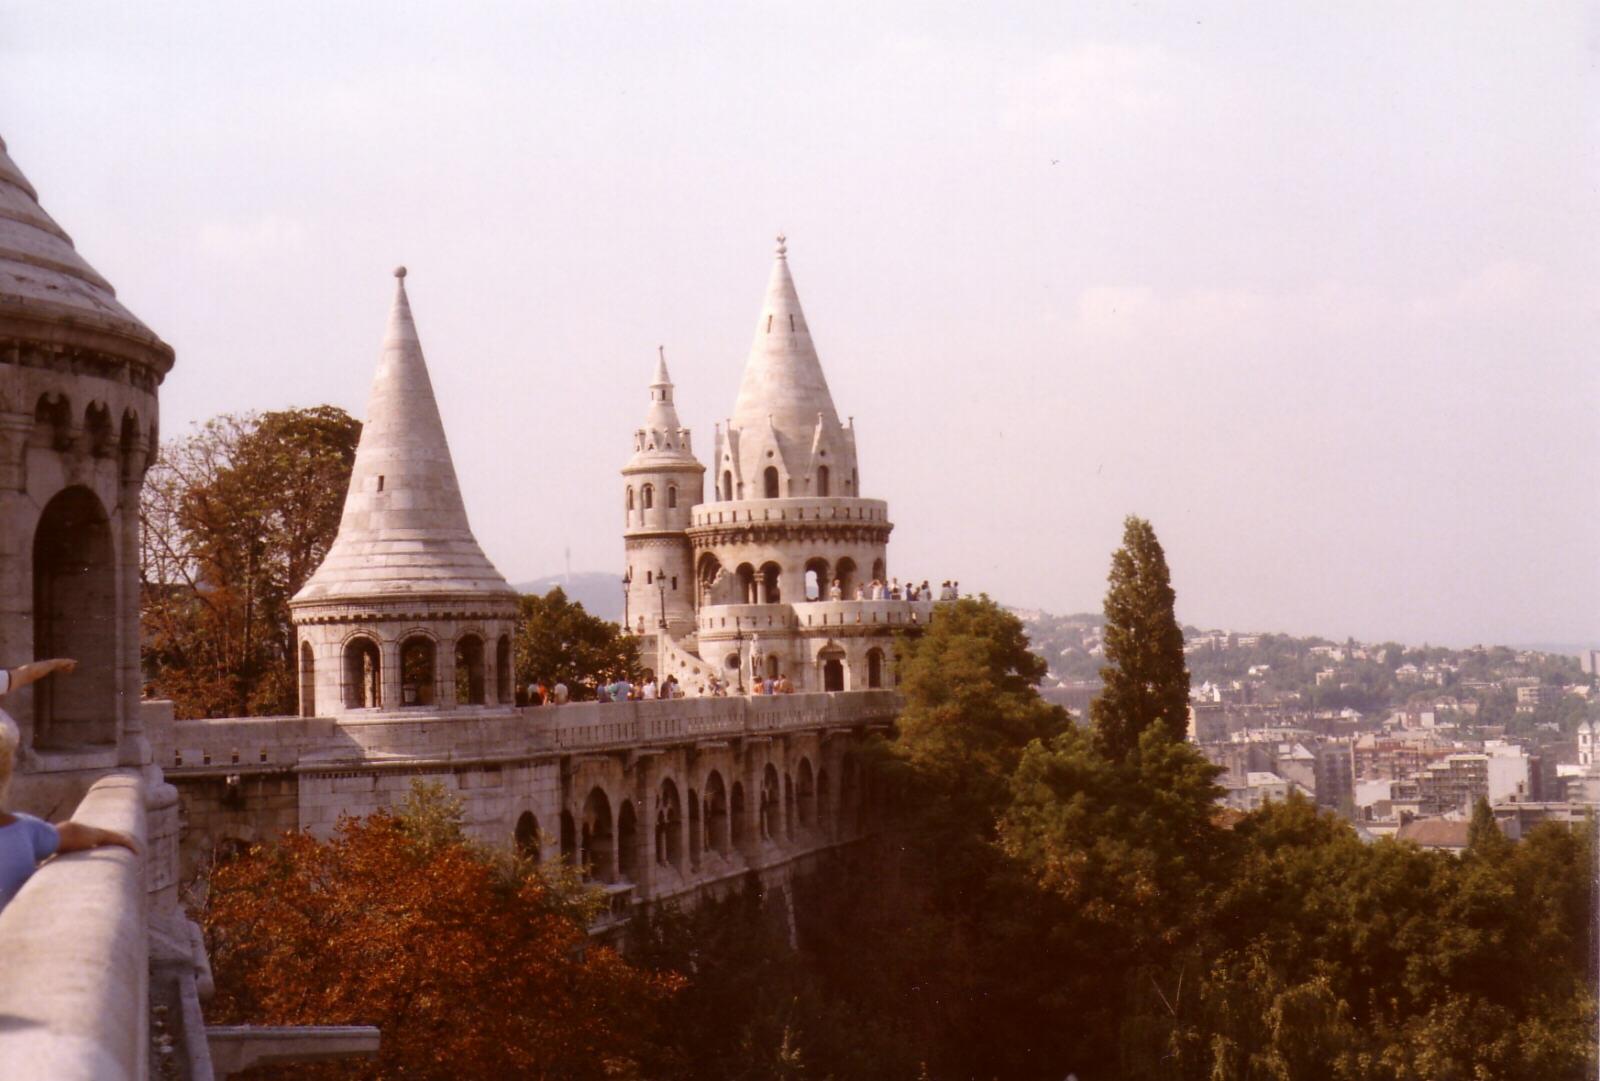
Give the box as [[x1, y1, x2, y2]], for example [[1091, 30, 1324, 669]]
[[300, 630, 514, 715], [537, 755, 867, 886], [697, 552, 889, 606]]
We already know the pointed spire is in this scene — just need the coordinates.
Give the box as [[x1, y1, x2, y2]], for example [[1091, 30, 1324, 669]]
[[293, 268, 514, 603], [630, 345, 697, 464], [725, 235, 857, 495]]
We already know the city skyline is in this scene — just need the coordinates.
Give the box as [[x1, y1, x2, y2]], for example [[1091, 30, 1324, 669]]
[[2, 3, 1594, 648]]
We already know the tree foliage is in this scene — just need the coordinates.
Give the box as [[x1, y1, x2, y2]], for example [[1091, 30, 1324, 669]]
[[513, 587, 639, 699], [141, 406, 360, 718], [1091, 515, 1191, 761], [202, 784, 679, 1081]]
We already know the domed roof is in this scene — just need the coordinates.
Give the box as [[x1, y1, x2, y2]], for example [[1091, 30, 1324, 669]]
[[0, 135, 172, 373]]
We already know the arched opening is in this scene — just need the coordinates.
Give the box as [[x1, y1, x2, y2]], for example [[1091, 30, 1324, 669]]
[[760, 764, 781, 842], [816, 769, 832, 839], [454, 634, 485, 705], [343, 637, 381, 709], [32, 487, 115, 747], [642, 484, 654, 510], [820, 647, 846, 693], [687, 789, 701, 869], [784, 773, 795, 842], [617, 799, 640, 883], [560, 810, 577, 865], [797, 759, 815, 829], [400, 635, 436, 706], [515, 811, 541, 861], [33, 393, 71, 451], [721, 470, 733, 501], [581, 787, 615, 882], [835, 557, 858, 599], [816, 465, 830, 496], [730, 781, 748, 848], [763, 466, 780, 498], [667, 485, 678, 509], [759, 561, 781, 604], [626, 487, 635, 512], [804, 557, 829, 601], [299, 641, 316, 717], [697, 552, 723, 608], [84, 402, 113, 457], [705, 771, 729, 855], [656, 779, 683, 869], [766, 653, 780, 681], [119, 410, 144, 483], [867, 648, 885, 689], [871, 557, 886, 583], [496, 635, 512, 704], [736, 563, 757, 604]]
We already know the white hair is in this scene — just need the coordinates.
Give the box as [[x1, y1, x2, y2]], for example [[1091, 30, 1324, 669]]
[[0, 711, 17, 807]]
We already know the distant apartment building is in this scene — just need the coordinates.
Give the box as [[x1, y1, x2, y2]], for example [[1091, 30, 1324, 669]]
[[1579, 649, 1600, 676], [1515, 684, 1562, 712]]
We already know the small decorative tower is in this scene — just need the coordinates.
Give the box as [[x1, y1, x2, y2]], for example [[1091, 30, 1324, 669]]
[[622, 348, 704, 643], [290, 268, 518, 716]]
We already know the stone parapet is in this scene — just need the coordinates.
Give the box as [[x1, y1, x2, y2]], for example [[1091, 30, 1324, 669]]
[[0, 771, 148, 1081]]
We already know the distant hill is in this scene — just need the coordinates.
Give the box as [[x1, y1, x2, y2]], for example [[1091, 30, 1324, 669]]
[[512, 572, 623, 624]]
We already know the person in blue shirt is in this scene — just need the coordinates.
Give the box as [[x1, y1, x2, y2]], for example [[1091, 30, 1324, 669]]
[[0, 658, 138, 909]]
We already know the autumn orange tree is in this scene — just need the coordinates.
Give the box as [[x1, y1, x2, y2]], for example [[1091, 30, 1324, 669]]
[[202, 786, 679, 1080]]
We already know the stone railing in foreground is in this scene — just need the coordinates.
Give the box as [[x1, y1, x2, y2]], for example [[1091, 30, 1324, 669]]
[[0, 772, 148, 1081]]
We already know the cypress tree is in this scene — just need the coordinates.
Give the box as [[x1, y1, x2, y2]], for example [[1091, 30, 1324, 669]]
[[1090, 516, 1190, 762]]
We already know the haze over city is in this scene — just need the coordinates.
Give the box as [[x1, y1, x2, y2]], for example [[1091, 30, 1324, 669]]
[[2, 3, 1593, 649]]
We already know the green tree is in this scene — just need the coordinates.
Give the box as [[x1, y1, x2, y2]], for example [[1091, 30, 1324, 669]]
[[514, 587, 639, 700], [1091, 516, 1191, 762], [141, 406, 360, 718]]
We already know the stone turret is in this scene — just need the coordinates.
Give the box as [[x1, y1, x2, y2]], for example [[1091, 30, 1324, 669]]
[[0, 133, 172, 791], [622, 347, 703, 641], [291, 268, 517, 715], [685, 237, 917, 693]]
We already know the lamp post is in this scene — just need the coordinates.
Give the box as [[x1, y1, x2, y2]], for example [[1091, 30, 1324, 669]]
[[622, 567, 632, 630], [734, 617, 744, 693], [656, 566, 668, 630]]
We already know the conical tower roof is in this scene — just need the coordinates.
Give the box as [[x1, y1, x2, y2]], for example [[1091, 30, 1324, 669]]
[[728, 235, 844, 440], [628, 346, 699, 468], [293, 268, 515, 605], [0, 134, 172, 373]]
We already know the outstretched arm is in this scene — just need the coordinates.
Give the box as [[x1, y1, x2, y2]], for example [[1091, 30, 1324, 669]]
[[6, 658, 77, 691], [55, 821, 139, 856]]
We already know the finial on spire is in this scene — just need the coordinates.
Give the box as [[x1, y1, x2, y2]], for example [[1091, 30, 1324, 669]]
[[775, 233, 787, 258], [394, 265, 407, 279], [659, 344, 665, 362]]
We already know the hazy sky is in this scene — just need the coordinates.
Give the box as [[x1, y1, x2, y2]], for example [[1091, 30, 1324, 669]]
[[3, 3, 1595, 648]]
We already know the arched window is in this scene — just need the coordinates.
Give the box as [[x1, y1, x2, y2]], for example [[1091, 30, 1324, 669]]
[[834, 557, 857, 599], [343, 636, 381, 708], [872, 558, 886, 583], [627, 487, 635, 511], [455, 634, 485, 705], [867, 648, 885, 689], [656, 779, 684, 869], [581, 787, 615, 883], [736, 563, 757, 604], [722, 470, 733, 501], [804, 558, 829, 601], [299, 641, 316, 717], [400, 635, 436, 706], [641, 484, 654, 510], [515, 811, 541, 861], [617, 800, 640, 883], [817, 465, 830, 497], [667, 485, 677, 509], [31, 487, 115, 747], [759, 561, 781, 604], [820, 648, 846, 693], [763, 466, 780, 499]]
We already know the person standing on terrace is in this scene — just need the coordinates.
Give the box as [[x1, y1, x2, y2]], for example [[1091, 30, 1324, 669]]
[[0, 659, 138, 909]]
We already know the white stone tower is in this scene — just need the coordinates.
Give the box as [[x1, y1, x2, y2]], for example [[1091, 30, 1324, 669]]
[[290, 268, 518, 716], [683, 237, 920, 692], [0, 133, 172, 799], [622, 347, 704, 643]]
